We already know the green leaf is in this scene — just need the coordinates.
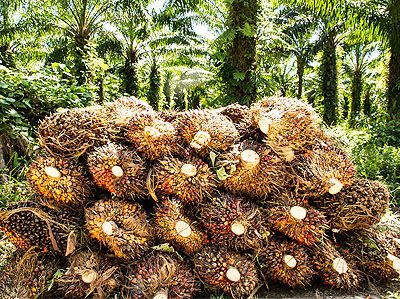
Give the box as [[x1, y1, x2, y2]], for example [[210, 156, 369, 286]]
[[47, 269, 65, 291], [233, 71, 245, 81], [152, 243, 176, 253], [0, 81, 8, 89], [210, 151, 217, 166], [216, 167, 230, 181], [241, 22, 255, 37]]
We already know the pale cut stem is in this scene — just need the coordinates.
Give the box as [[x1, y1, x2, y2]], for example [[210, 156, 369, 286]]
[[231, 221, 245, 236], [190, 131, 211, 149], [226, 267, 241, 282], [328, 178, 343, 195], [258, 117, 272, 135], [240, 150, 260, 170], [111, 165, 124, 177], [283, 254, 297, 268], [45, 166, 61, 179], [175, 220, 192, 237], [387, 253, 400, 272], [81, 269, 98, 284], [290, 206, 307, 220], [332, 257, 348, 274], [153, 288, 169, 299], [102, 221, 118, 236], [181, 164, 197, 177]]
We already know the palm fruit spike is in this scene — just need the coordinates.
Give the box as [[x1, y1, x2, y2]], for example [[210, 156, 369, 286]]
[[338, 229, 400, 282], [26, 155, 92, 206], [215, 103, 256, 139], [109, 96, 153, 112], [87, 142, 147, 198], [154, 198, 206, 255], [199, 193, 269, 250], [266, 193, 328, 246], [0, 248, 58, 299], [311, 239, 361, 290], [290, 141, 355, 197], [258, 237, 315, 288], [313, 178, 390, 231], [127, 111, 180, 160], [125, 252, 198, 299], [38, 106, 116, 158], [216, 140, 290, 199], [157, 109, 178, 123], [378, 230, 400, 258], [193, 246, 260, 298], [150, 156, 217, 204], [173, 109, 239, 156], [56, 249, 121, 298], [85, 199, 153, 260], [0, 201, 80, 254], [250, 96, 325, 159]]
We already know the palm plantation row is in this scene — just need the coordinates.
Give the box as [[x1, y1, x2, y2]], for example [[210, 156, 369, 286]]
[[1, 0, 400, 202]]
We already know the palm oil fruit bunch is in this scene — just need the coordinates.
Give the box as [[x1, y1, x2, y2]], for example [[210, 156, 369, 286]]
[[314, 178, 390, 231], [126, 111, 180, 160], [216, 103, 255, 139], [38, 106, 114, 158], [124, 252, 198, 299], [338, 229, 400, 282], [199, 193, 269, 250], [0, 201, 80, 254], [0, 249, 58, 299], [193, 246, 260, 298], [85, 199, 153, 259], [151, 156, 216, 204], [311, 240, 361, 290], [26, 155, 92, 206], [216, 140, 290, 199], [250, 97, 325, 159], [265, 193, 328, 246], [291, 141, 356, 197], [174, 109, 239, 156], [87, 142, 147, 198], [56, 249, 121, 298], [154, 198, 206, 255], [258, 237, 315, 288]]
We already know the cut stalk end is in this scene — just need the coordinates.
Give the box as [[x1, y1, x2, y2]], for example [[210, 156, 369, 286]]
[[44, 166, 61, 179], [190, 131, 211, 149], [111, 165, 124, 177], [102, 221, 118, 236], [258, 117, 272, 135], [81, 269, 98, 284], [226, 267, 241, 282], [231, 221, 245, 236], [283, 254, 297, 268], [153, 288, 169, 299], [144, 126, 161, 138], [175, 220, 192, 237], [328, 178, 343, 195], [332, 257, 348, 274], [387, 253, 400, 272], [290, 206, 307, 220], [240, 150, 260, 170], [181, 164, 197, 177]]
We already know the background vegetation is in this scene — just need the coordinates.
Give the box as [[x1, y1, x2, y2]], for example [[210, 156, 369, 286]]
[[1, 0, 400, 204]]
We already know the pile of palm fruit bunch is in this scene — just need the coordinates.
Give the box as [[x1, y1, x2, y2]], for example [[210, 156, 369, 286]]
[[1, 95, 400, 299]]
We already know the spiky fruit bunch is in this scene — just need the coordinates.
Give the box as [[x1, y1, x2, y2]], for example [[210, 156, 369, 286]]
[[312, 239, 360, 290], [216, 103, 256, 139], [0, 249, 58, 299], [26, 155, 92, 206], [125, 252, 198, 299], [87, 142, 147, 198], [265, 193, 328, 246], [0, 201, 80, 254], [38, 106, 115, 157], [154, 198, 206, 255], [378, 230, 400, 258], [127, 111, 180, 160], [250, 97, 324, 157], [193, 246, 260, 298], [109, 96, 153, 112], [56, 250, 121, 298], [290, 142, 355, 197], [151, 156, 216, 204], [157, 109, 178, 123], [199, 193, 269, 250], [258, 237, 315, 288], [314, 179, 390, 231], [173, 109, 239, 156], [85, 199, 153, 259], [338, 230, 400, 282], [216, 140, 290, 199]]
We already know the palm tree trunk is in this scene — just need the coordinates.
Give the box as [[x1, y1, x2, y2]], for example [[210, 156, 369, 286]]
[[387, 46, 400, 119], [122, 48, 139, 96], [221, 0, 260, 105], [147, 60, 161, 111], [296, 57, 305, 99], [320, 33, 338, 125], [349, 69, 362, 127], [74, 34, 89, 85], [363, 87, 372, 117]]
